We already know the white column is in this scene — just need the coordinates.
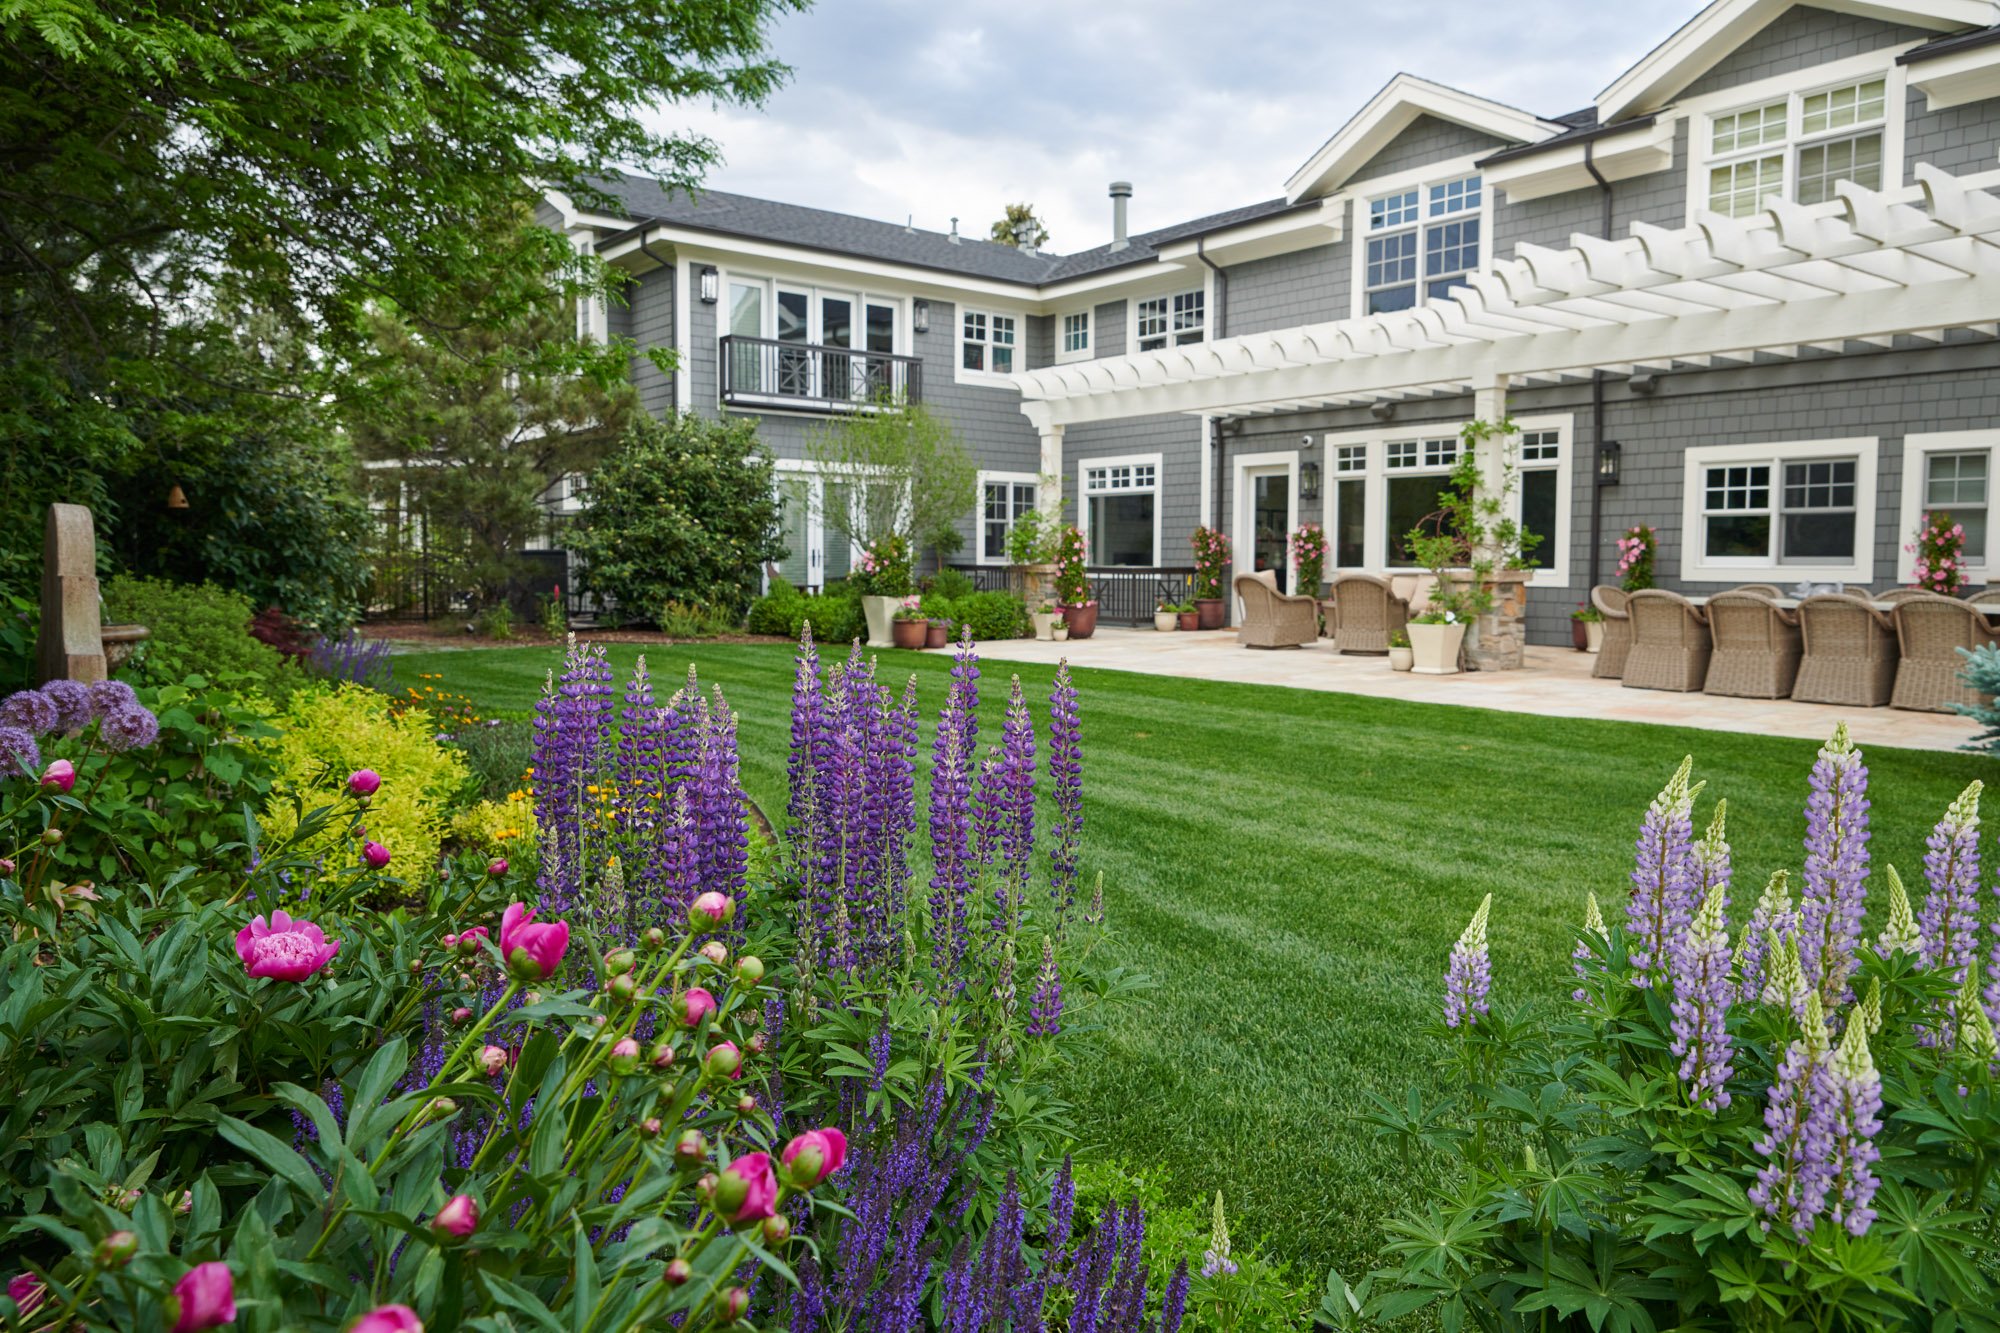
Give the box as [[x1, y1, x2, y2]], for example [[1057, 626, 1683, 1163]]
[[1471, 375, 1511, 564], [1038, 425, 1065, 520]]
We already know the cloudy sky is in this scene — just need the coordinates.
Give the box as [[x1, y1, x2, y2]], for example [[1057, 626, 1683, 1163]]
[[652, 0, 1678, 252]]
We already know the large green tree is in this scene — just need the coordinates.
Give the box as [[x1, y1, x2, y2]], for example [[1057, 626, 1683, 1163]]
[[808, 402, 978, 563]]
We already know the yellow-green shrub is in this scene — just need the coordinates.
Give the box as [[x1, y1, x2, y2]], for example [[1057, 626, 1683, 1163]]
[[449, 795, 539, 878], [262, 683, 469, 888]]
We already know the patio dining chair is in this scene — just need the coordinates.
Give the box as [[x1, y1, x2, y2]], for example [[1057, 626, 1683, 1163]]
[[1879, 588, 1931, 606], [1233, 571, 1319, 649], [1622, 590, 1712, 692], [1968, 588, 2000, 607], [1793, 594, 1897, 707], [1703, 592, 1801, 699], [1891, 594, 2000, 712], [1590, 585, 1631, 680], [1723, 583, 1784, 598], [1328, 573, 1408, 654]]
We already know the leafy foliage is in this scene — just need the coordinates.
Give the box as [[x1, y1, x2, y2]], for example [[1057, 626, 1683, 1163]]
[[991, 203, 1052, 249], [921, 590, 1029, 640], [807, 402, 977, 561], [102, 576, 292, 699], [567, 413, 784, 623], [745, 578, 865, 644], [1403, 417, 1541, 620], [1190, 527, 1231, 602], [1053, 524, 1091, 606]]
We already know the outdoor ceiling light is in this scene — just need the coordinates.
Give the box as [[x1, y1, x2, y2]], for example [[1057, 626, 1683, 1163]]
[[1597, 440, 1623, 487], [1369, 401, 1396, 422], [913, 299, 930, 334], [1299, 459, 1322, 503], [1629, 371, 1659, 395], [698, 265, 719, 304]]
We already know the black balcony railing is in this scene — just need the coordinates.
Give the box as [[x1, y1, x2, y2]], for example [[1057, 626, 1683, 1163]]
[[720, 335, 922, 413]]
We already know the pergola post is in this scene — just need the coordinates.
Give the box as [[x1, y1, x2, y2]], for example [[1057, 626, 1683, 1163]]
[[1037, 423, 1064, 520], [1466, 373, 1528, 671]]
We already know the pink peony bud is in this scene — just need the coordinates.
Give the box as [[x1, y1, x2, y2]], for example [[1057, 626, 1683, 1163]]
[[94, 1230, 138, 1267], [674, 1129, 707, 1165], [362, 840, 391, 869], [348, 1304, 423, 1333], [450, 1006, 473, 1025], [604, 973, 638, 1003], [734, 956, 765, 986], [688, 891, 736, 929], [649, 1041, 676, 1069], [487, 858, 508, 878], [8, 1273, 45, 1317], [347, 769, 381, 798], [499, 902, 569, 981], [455, 926, 488, 958], [608, 1038, 641, 1075], [639, 1116, 663, 1139], [715, 1152, 777, 1225], [478, 1045, 508, 1077], [699, 941, 729, 967], [705, 1040, 742, 1080], [663, 1258, 692, 1286], [781, 1128, 848, 1188], [40, 758, 75, 793], [170, 1261, 235, 1332], [675, 987, 717, 1029], [723, 1286, 751, 1320], [431, 1194, 478, 1242]]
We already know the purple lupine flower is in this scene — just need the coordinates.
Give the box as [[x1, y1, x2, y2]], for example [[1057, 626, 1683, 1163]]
[[531, 638, 615, 916], [983, 677, 1037, 936], [1737, 870, 1797, 1003], [0, 689, 59, 735], [1161, 1259, 1190, 1333], [1627, 757, 1700, 987], [38, 680, 93, 732], [1026, 935, 1064, 1037], [1572, 892, 1606, 1003], [1799, 724, 1870, 1009], [1750, 993, 1834, 1237], [98, 704, 159, 752], [614, 656, 659, 847], [1920, 781, 1981, 977], [1443, 893, 1492, 1029], [928, 640, 979, 989], [1690, 800, 1732, 910], [1669, 885, 1734, 1110], [1819, 1012, 1883, 1236], [694, 688, 749, 910], [1048, 662, 1083, 929]]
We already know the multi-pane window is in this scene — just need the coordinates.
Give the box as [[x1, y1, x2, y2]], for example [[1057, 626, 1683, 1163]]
[[1702, 458, 1859, 562], [1705, 76, 1887, 217], [1383, 437, 1463, 565], [981, 480, 1039, 562], [1925, 452, 1989, 562], [1062, 312, 1090, 355], [1083, 462, 1159, 566], [1385, 440, 1417, 469], [1366, 175, 1481, 314], [1782, 459, 1858, 561], [1135, 291, 1204, 352], [961, 310, 1016, 373], [1422, 437, 1460, 468], [1518, 431, 1560, 570], [1703, 465, 1773, 558]]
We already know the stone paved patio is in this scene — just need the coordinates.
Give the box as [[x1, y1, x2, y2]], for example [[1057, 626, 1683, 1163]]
[[975, 628, 1986, 755]]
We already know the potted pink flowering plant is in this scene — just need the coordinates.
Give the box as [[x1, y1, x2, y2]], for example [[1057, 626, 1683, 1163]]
[[1289, 522, 1329, 599], [1907, 511, 1968, 595], [890, 594, 927, 649], [1052, 524, 1096, 639], [1190, 526, 1231, 629], [855, 535, 914, 645], [1616, 524, 1656, 591]]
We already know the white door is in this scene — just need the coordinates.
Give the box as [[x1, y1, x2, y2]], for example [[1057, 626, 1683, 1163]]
[[1233, 458, 1298, 614]]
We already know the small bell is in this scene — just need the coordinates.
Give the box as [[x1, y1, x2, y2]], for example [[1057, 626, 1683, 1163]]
[[165, 483, 189, 510]]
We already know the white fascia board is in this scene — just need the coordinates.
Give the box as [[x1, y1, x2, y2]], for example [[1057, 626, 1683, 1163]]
[[1484, 121, 1677, 204], [1908, 39, 2000, 109], [597, 226, 1042, 304], [1152, 199, 1346, 266], [1285, 73, 1564, 204], [1597, 0, 1994, 122]]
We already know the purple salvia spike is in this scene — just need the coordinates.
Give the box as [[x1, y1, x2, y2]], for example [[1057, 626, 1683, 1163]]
[[1626, 756, 1699, 988], [1799, 724, 1871, 1009]]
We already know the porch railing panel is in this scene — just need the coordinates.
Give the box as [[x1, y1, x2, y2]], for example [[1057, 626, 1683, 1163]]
[[720, 336, 922, 413]]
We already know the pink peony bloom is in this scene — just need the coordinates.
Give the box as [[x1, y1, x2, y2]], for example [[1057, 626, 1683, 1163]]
[[781, 1127, 848, 1186], [362, 841, 391, 869], [499, 902, 569, 981], [431, 1194, 478, 1240], [171, 1261, 235, 1331], [235, 910, 341, 982], [40, 758, 75, 793], [8, 1273, 45, 1316], [348, 1305, 423, 1333], [347, 769, 381, 798], [718, 1152, 779, 1225], [688, 891, 735, 928], [676, 986, 717, 1028]]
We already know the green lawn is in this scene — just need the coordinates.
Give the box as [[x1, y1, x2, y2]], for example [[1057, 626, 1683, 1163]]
[[398, 639, 1995, 1283]]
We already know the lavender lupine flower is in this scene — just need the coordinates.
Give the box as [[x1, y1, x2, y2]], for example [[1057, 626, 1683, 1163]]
[[1572, 892, 1607, 1003], [1691, 800, 1732, 910], [532, 637, 615, 916], [1737, 870, 1798, 1003], [1750, 992, 1835, 1237], [928, 649, 979, 990], [1444, 893, 1492, 1030], [1627, 757, 1701, 988], [1761, 932, 1810, 1020], [1670, 885, 1735, 1110], [1961, 960, 1999, 1063], [1048, 662, 1084, 929], [1026, 935, 1064, 1037], [614, 656, 660, 847], [1799, 724, 1871, 1009], [1920, 781, 1981, 976], [983, 678, 1037, 935], [694, 689, 749, 911], [1200, 1191, 1236, 1278], [1820, 1011, 1883, 1236], [1875, 866, 1923, 959]]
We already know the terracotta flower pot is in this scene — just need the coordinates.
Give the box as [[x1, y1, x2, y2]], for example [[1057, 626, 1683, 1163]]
[[1572, 618, 1590, 651], [1062, 603, 1099, 640], [891, 618, 927, 650], [1195, 598, 1224, 630], [925, 620, 950, 649], [1177, 611, 1199, 631]]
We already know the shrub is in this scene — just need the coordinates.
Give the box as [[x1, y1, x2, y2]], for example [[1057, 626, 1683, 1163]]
[[657, 599, 737, 637], [1908, 510, 1969, 594], [1619, 522, 1657, 591], [1365, 730, 2000, 1330], [103, 574, 288, 693], [744, 578, 865, 645], [746, 577, 807, 636], [1053, 523, 1090, 605], [567, 412, 784, 621], [261, 683, 470, 891], [446, 717, 535, 801], [474, 601, 514, 639], [448, 794, 538, 877], [922, 589, 1027, 640], [923, 564, 977, 600]]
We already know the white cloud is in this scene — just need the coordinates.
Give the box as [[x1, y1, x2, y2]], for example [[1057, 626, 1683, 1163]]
[[643, 0, 1674, 253]]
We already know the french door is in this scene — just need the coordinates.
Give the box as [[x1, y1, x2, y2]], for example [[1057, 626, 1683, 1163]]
[[771, 469, 866, 591]]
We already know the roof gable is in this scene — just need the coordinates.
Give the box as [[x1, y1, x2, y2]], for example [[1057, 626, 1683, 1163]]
[[1597, 0, 1997, 122], [1284, 74, 1564, 203]]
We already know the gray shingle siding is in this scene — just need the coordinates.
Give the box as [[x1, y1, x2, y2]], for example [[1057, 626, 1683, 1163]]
[[625, 266, 675, 417], [1495, 120, 1690, 254], [1905, 85, 2000, 179], [1677, 7, 1930, 100], [1225, 240, 1348, 335], [1352, 115, 1515, 184], [1063, 414, 1205, 567], [1093, 300, 1128, 360]]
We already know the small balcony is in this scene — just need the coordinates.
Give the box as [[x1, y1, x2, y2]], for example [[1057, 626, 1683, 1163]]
[[719, 335, 923, 414]]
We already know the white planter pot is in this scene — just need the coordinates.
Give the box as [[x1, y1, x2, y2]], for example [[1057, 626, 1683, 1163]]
[[1389, 646, 1414, 672], [862, 595, 900, 646], [1585, 619, 1605, 653], [1154, 610, 1178, 632], [1408, 621, 1466, 675], [1031, 610, 1056, 641], [1053, 624, 1070, 641]]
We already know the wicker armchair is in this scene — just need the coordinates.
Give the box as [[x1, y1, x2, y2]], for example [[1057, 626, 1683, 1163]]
[[1233, 571, 1319, 649], [1969, 588, 2000, 607], [1724, 584, 1784, 598], [1878, 588, 1930, 606], [1891, 595, 2000, 712], [1704, 592, 1801, 699], [1329, 573, 1409, 654], [1623, 590, 1713, 692], [1590, 586, 1632, 680], [1793, 595, 1897, 707]]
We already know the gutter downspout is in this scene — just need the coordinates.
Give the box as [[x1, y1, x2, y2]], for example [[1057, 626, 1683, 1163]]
[[1584, 143, 1613, 596], [1199, 236, 1232, 535]]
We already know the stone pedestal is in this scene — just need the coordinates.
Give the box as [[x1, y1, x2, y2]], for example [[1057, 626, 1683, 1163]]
[[1009, 563, 1058, 608], [1445, 569, 1532, 671], [36, 503, 107, 684]]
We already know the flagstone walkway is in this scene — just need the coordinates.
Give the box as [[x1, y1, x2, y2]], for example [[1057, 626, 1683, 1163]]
[[974, 628, 1987, 755]]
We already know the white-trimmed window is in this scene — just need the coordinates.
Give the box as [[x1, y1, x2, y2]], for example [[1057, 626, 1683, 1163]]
[[1518, 430, 1561, 572], [1078, 456, 1161, 566], [1383, 435, 1465, 565], [978, 473, 1040, 565], [1332, 444, 1369, 568], [1899, 432, 1993, 583], [1681, 439, 1877, 582], [1061, 312, 1091, 358], [1135, 291, 1204, 352], [962, 310, 1016, 374], [1703, 74, 1887, 217], [1365, 174, 1481, 315]]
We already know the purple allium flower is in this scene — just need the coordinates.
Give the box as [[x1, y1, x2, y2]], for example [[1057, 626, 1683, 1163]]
[[1026, 935, 1064, 1037], [1048, 661, 1083, 928], [0, 725, 37, 777], [1627, 757, 1700, 988], [0, 689, 59, 735], [98, 704, 160, 752], [1919, 781, 1981, 976], [1799, 724, 1870, 1009], [37, 680, 93, 732], [1738, 870, 1798, 1004], [1572, 892, 1606, 1003], [1444, 893, 1492, 1029], [85, 679, 137, 720], [1750, 993, 1834, 1237], [1820, 1011, 1883, 1237], [1669, 886, 1734, 1110]]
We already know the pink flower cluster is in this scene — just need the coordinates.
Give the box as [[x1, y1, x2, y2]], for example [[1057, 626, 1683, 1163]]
[[1288, 522, 1329, 564], [1616, 526, 1655, 577], [1905, 511, 1968, 594]]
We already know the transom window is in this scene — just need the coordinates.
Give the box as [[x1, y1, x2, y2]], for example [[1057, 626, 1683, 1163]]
[[962, 310, 1016, 374], [1385, 440, 1417, 469], [1334, 445, 1367, 473], [1135, 291, 1204, 352], [1365, 174, 1482, 315], [981, 479, 1039, 563], [1925, 452, 1988, 562], [1423, 438, 1460, 468], [1085, 463, 1156, 491], [1520, 429, 1561, 462], [1062, 312, 1090, 355], [1702, 458, 1858, 562], [1705, 76, 1887, 217]]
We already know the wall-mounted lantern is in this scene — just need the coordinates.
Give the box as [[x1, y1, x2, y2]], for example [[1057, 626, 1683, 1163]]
[[913, 299, 930, 335], [1597, 441, 1623, 487], [698, 265, 719, 304]]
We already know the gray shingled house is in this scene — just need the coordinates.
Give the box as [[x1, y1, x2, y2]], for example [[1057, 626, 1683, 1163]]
[[543, 0, 2000, 645]]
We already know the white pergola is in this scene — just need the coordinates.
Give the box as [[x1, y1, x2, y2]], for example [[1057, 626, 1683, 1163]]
[[1010, 164, 2000, 472]]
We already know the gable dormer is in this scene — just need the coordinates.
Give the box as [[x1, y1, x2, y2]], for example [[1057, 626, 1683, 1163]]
[[1284, 74, 1567, 203]]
